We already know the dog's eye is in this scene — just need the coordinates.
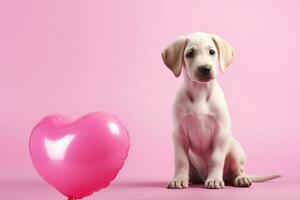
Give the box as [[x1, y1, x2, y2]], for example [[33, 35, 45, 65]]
[[209, 49, 216, 56], [186, 50, 194, 58]]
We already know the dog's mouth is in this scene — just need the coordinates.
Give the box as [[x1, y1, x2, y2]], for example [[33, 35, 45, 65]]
[[195, 74, 214, 82], [186, 69, 214, 83]]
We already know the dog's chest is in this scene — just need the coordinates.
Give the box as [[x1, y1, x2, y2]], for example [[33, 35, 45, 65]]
[[181, 102, 218, 153]]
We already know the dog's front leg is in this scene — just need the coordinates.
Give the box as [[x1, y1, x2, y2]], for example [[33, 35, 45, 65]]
[[168, 130, 189, 189], [205, 133, 230, 189]]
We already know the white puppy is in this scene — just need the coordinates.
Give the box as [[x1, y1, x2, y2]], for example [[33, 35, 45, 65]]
[[162, 32, 280, 189]]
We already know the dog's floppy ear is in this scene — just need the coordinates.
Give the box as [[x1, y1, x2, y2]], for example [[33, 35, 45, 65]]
[[161, 36, 187, 77], [211, 34, 234, 72]]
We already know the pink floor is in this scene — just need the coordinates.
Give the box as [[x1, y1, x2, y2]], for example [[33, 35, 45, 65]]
[[1, 178, 299, 200]]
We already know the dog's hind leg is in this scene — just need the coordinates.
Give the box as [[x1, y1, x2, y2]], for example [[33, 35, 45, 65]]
[[226, 139, 252, 187]]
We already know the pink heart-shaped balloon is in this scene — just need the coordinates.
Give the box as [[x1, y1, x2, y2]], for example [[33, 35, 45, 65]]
[[29, 112, 130, 199]]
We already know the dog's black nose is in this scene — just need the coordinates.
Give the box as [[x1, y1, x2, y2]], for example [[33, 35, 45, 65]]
[[198, 66, 211, 76]]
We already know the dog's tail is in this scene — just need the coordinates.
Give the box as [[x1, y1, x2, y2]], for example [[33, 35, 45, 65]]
[[248, 174, 281, 182]]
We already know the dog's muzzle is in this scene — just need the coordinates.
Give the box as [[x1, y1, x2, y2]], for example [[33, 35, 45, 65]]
[[196, 65, 213, 82]]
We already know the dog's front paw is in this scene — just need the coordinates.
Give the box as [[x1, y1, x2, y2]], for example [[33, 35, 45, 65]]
[[167, 179, 189, 189], [204, 179, 225, 189]]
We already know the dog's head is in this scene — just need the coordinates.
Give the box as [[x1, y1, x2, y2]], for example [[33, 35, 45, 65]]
[[162, 32, 234, 82]]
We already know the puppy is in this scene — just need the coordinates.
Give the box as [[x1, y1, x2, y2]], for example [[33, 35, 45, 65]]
[[162, 32, 280, 189]]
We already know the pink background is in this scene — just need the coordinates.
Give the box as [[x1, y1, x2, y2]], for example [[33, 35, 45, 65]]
[[0, 0, 299, 199]]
